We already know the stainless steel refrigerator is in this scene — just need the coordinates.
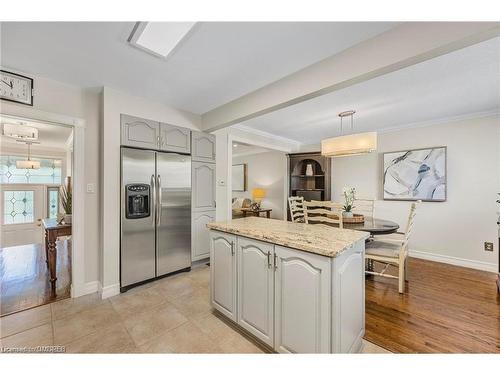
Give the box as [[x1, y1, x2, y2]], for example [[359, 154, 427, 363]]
[[120, 147, 191, 291]]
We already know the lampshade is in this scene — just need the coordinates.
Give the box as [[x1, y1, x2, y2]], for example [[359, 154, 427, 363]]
[[321, 132, 377, 157], [251, 188, 266, 201], [16, 159, 41, 169]]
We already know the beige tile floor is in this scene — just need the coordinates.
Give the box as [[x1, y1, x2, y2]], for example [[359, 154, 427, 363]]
[[0, 264, 390, 354]]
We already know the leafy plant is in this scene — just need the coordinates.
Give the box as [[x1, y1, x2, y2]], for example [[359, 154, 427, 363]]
[[343, 186, 356, 212], [60, 177, 72, 214]]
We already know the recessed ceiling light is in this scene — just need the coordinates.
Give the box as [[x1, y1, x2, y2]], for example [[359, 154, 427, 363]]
[[233, 144, 238, 147], [128, 22, 196, 59]]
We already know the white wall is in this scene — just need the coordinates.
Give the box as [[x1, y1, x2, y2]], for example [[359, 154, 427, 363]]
[[0, 71, 101, 285], [332, 115, 499, 271], [232, 151, 287, 219], [100, 87, 201, 297]]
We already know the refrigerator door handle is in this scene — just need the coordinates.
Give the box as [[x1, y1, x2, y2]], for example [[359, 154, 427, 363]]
[[157, 174, 162, 226], [150, 174, 156, 227]]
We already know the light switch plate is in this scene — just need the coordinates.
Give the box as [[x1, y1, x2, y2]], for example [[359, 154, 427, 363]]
[[86, 183, 95, 193]]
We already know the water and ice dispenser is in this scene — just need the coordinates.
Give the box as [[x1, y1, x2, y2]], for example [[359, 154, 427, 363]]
[[125, 184, 151, 219]]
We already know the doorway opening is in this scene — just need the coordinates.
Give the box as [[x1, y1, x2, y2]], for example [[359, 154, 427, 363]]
[[0, 116, 73, 316], [230, 141, 287, 221]]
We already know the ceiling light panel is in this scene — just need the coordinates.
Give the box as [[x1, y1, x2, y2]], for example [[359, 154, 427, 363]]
[[2, 123, 39, 140], [129, 22, 196, 58]]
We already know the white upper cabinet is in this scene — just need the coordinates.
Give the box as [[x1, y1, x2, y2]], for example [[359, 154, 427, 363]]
[[192, 211, 215, 261], [274, 245, 331, 353], [192, 131, 216, 162], [192, 162, 216, 211], [159, 123, 191, 153], [121, 114, 160, 149], [237, 238, 274, 347], [210, 231, 237, 322]]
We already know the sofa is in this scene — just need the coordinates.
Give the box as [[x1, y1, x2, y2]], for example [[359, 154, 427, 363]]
[[232, 197, 252, 219]]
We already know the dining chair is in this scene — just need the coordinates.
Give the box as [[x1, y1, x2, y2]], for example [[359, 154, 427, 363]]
[[353, 198, 375, 218], [303, 200, 344, 228], [365, 200, 420, 294], [288, 196, 305, 223]]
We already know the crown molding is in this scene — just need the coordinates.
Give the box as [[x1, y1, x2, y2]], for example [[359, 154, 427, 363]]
[[231, 124, 302, 147], [378, 109, 500, 134]]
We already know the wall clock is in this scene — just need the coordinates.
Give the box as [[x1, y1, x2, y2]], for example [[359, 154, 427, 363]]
[[0, 70, 34, 106]]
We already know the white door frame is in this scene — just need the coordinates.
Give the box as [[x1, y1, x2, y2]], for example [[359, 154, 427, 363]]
[[0, 110, 86, 298]]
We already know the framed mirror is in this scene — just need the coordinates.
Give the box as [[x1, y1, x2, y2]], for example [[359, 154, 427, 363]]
[[232, 164, 247, 192]]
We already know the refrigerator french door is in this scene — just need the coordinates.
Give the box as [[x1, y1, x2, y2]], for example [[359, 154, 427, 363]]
[[121, 147, 191, 291]]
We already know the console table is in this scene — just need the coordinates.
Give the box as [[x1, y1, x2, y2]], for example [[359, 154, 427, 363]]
[[42, 218, 72, 296]]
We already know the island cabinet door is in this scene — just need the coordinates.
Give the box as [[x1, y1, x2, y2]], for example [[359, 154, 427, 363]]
[[274, 246, 331, 353], [210, 231, 237, 322], [237, 238, 274, 347]]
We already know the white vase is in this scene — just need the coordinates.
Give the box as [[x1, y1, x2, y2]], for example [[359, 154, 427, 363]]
[[343, 211, 353, 218], [305, 164, 314, 176], [64, 214, 72, 224]]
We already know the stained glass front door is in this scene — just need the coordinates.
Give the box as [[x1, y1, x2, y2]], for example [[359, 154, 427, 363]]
[[1, 185, 44, 247]]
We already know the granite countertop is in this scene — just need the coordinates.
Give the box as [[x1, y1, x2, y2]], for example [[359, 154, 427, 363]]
[[207, 217, 369, 258]]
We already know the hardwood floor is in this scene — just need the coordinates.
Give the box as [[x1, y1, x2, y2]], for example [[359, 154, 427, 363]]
[[0, 240, 71, 317], [365, 257, 500, 353]]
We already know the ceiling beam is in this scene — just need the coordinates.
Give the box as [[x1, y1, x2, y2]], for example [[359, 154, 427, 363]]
[[201, 22, 500, 132]]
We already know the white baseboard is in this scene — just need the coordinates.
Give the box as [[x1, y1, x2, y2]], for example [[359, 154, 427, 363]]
[[100, 283, 120, 299], [409, 249, 497, 273], [71, 280, 100, 298], [83, 281, 100, 294]]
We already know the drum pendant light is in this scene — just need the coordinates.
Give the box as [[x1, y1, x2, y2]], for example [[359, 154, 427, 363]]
[[321, 110, 377, 157], [16, 141, 40, 169]]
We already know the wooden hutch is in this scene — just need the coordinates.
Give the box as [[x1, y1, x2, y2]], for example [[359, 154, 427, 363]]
[[287, 152, 331, 220]]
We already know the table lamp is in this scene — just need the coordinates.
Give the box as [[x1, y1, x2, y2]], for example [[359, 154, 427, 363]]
[[251, 187, 266, 210]]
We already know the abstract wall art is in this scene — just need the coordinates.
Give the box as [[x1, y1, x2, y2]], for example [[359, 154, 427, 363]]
[[383, 146, 446, 202]]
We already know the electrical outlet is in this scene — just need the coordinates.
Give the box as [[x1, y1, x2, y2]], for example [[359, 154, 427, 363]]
[[484, 242, 494, 252]]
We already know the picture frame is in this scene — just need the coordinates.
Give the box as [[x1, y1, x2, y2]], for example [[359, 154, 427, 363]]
[[383, 146, 447, 202], [232, 164, 247, 192]]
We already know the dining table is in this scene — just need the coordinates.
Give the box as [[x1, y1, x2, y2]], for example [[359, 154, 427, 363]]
[[342, 216, 400, 236]]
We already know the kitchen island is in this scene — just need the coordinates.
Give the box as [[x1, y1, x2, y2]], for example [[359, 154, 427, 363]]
[[207, 217, 369, 353]]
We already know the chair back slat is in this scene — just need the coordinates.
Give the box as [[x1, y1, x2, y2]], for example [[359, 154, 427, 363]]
[[353, 198, 375, 218], [288, 196, 305, 223], [303, 200, 343, 228]]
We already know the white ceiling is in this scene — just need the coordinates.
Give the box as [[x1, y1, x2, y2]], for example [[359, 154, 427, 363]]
[[237, 37, 500, 145], [0, 22, 397, 114], [0, 116, 73, 151]]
